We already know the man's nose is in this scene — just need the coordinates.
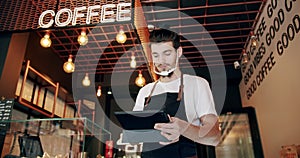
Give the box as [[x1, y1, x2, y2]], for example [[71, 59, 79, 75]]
[[157, 55, 165, 63]]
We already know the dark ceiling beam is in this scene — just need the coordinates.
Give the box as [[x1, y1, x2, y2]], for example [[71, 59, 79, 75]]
[[148, 19, 256, 27], [141, 0, 262, 10]]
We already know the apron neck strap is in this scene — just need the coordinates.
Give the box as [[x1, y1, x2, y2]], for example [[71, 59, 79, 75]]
[[145, 73, 184, 107]]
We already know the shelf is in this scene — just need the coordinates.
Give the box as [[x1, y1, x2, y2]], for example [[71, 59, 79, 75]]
[[1, 117, 111, 157], [15, 60, 76, 118]]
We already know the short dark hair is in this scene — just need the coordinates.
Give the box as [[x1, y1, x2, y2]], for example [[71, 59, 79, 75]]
[[149, 29, 180, 49]]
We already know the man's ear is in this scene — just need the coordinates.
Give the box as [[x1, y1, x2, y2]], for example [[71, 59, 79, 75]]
[[177, 47, 183, 57]]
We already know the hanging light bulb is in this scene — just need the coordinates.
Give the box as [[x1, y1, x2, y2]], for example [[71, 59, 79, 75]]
[[116, 26, 127, 44], [63, 54, 75, 73], [96, 86, 102, 97], [78, 29, 88, 45], [250, 31, 258, 50], [40, 32, 52, 48], [241, 49, 249, 65], [135, 70, 146, 87], [82, 73, 91, 87], [130, 52, 137, 68]]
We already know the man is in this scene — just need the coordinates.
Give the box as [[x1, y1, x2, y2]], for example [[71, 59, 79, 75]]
[[133, 28, 220, 158]]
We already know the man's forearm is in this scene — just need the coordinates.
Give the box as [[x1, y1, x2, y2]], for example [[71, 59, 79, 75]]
[[180, 115, 221, 146]]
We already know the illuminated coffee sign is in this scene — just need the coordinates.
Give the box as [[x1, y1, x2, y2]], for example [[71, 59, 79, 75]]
[[39, 3, 131, 28]]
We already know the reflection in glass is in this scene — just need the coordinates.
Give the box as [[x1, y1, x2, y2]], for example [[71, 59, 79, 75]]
[[216, 113, 255, 158]]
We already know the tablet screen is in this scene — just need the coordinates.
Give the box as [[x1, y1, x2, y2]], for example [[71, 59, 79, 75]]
[[114, 110, 170, 130]]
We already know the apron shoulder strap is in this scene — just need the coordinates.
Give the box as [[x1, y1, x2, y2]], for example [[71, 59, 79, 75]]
[[144, 81, 159, 107], [177, 73, 184, 101]]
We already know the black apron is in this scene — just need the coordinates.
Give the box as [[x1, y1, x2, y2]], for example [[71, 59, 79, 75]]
[[141, 74, 197, 158]]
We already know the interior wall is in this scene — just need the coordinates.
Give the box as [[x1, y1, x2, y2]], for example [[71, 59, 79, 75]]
[[0, 33, 12, 79], [239, 0, 300, 157], [24, 32, 72, 92], [0, 32, 29, 98]]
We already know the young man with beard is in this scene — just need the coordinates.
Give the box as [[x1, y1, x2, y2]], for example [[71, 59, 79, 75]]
[[133, 29, 220, 158]]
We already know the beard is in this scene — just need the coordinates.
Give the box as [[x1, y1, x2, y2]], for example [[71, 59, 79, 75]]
[[153, 62, 177, 77]]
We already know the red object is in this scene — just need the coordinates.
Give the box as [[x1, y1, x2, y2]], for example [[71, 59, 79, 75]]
[[105, 140, 113, 158]]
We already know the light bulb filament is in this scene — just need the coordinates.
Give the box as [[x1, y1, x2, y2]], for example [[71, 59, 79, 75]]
[[40, 32, 52, 48], [135, 70, 146, 87], [78, 30, 88, 45], [130, 55, 136, 68], [97, 86, 101, 97], [82, 73, 91, 86], [63, 55, 75, 73], [116, 26, 127, 44]]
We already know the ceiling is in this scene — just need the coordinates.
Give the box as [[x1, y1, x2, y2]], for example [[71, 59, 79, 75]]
[[36, 0, 266, 76]]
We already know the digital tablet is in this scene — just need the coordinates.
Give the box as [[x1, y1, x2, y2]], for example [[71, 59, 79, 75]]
[[114, 110, 170, 130]]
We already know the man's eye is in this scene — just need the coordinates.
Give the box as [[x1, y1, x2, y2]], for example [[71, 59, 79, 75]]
[[164, 51, 171, 56], [153, 54, 158, 58]]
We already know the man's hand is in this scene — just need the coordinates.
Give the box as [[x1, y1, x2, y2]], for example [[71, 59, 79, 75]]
[[154, 114, 221, 146], [154, 116, 188, 145]]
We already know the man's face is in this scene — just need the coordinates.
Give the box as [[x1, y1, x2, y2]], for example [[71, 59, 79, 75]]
[[150, 41, 178, 73]]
